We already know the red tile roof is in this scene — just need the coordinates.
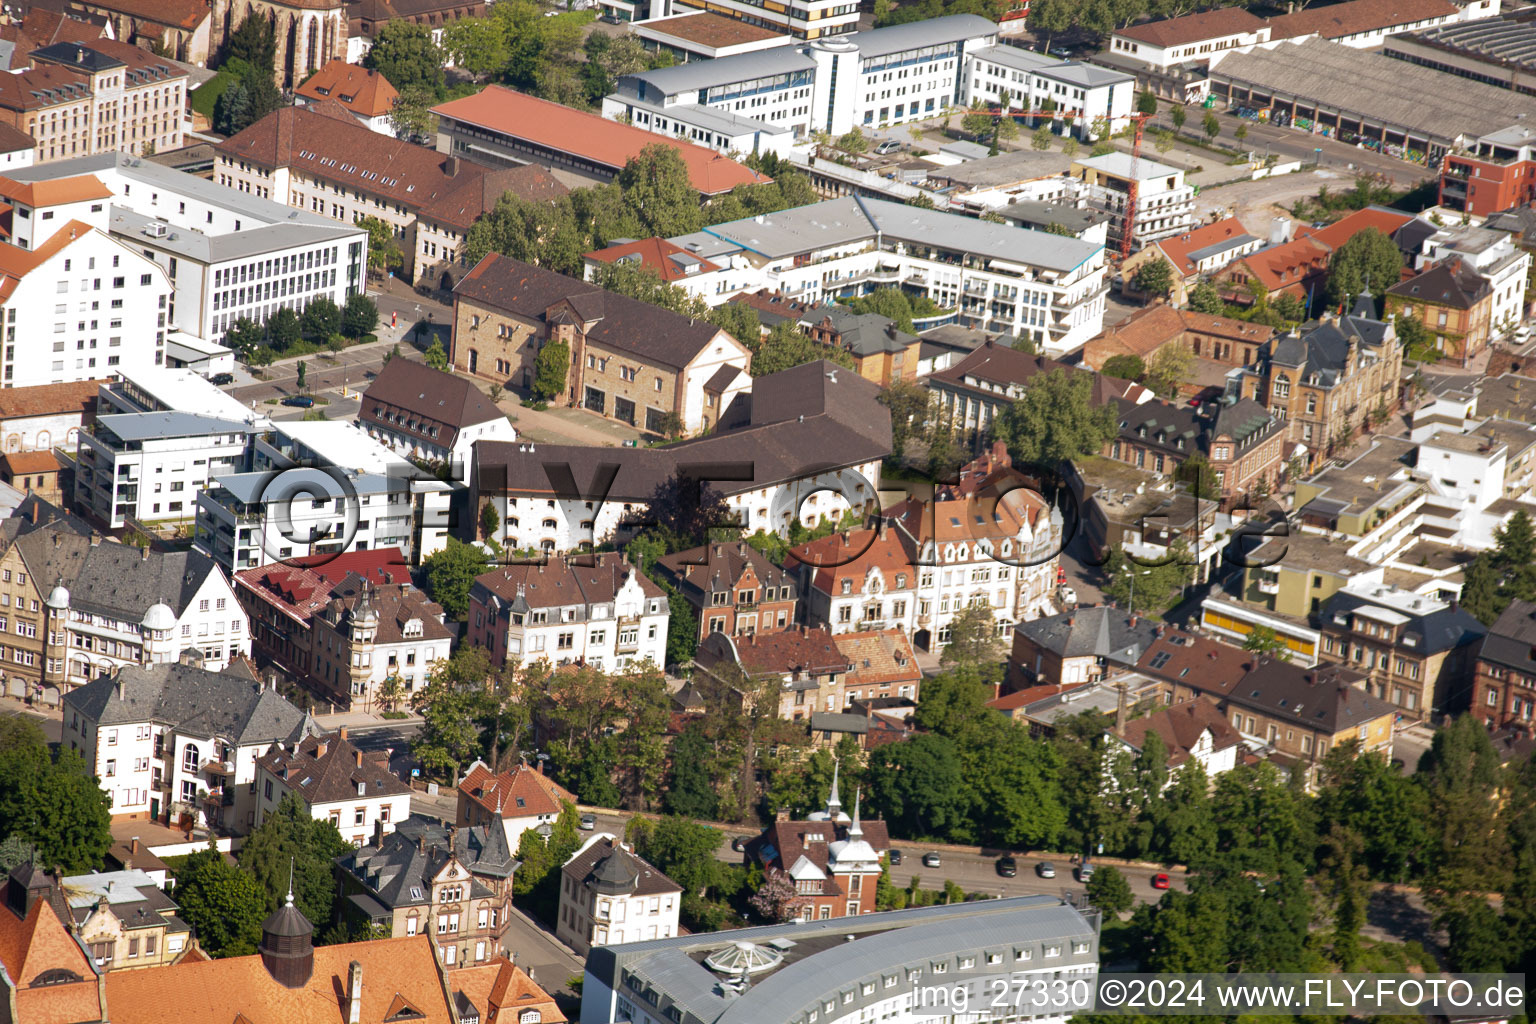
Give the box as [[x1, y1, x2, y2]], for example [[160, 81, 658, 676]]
[[1297, 206, 1415, 252], [0, 173, 111, 208], [724, 625, 852, 676], [1117, 7, 1265, 46], [431, 86, 770, 196], [1117, 696, 1242, 767], [0, 450, 61, 475], [0, 897, 104, 1024], [459, 761, 576, 820], [295, 60, 399, 119], [1266, 0, 1458, 40], [584, 237, 722, 281], [750, 816, 890, 896], [833, 629, 920, 688], [1227, 237, 1330, 293], [76, 0, 208, 31], [451, 959, 567, 1024], [0, 62, 88, 113], [1153, 215, 1254, 275], [988, 681, 1089, 711], [0, 378, 103, 419], [234, 547, 411, 625]]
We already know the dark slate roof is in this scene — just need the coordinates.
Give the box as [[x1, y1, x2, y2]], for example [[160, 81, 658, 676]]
[[1318, 590, 1487, 655], [1479, 597, 1536, 673], [1259, 305, 1392, 391], [1227, 656, 1395, 733], [1013, 606, 1159, 664], [1387, 258, 1490, 309], [62, 664, 312, 744], [455, 253, 729, 371], [339, 814, 518, 911], [806, 307, 917, 356], [1211, 396, 1278, 446], [360, 357, 507, 451], [654, 540, 795, 607], [562, 836, 680, 896], [256, 730, 412, 805], [15, 524, 223, 621]]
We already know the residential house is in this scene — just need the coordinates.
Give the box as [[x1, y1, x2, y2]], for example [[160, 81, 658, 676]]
[[234, 548, 412, 693], [1213, 237, 1331, 307], [1118, 216, 1262, 304], [0, 860, 109, 1024], [469, 359, 890, 548], [652, 540, 798, 643], [1107, 395, 1286, 502], [1471, 597, 1536, 729], [741, 777, 890, 922], [347, 0, 491, 63], [61, 868, 189, 972], [20, 524, 253, 690], [337, 813, 518, 968], [1006, 605, 1159, 689], [1317, 583, 1486, 718], [293, 60, 399, 135], [800, 306, 921, 386], [216, 104, 569, 287], [306, 576, 454, 712], [457, 760, 579, 851], [1409, 223, 1531, 338], [1077, 480, 1229, 586], [1106, 695, 1243, 779], [0, 40, 185, 162], [694, 625, 853, 720], [101, 837, 168, 887], [1235, 296, 1404, 467], [556, 834, 682, 956], [60, 661, 322, 832], [1080, 305, 1275, 399], [582, 238, 730, 300], [466, 553, 669, 671], [788, 446, 1063, 650], [1384, 258, 1494, 366], [0, 450, 62, 502], [254, 727, 413, 847], [832, 628, 922, 706], [1135, 627, 1397, 781], [358, 355, 516, 467], [0, 379, 103, 453], [450, 253, 751, 434]]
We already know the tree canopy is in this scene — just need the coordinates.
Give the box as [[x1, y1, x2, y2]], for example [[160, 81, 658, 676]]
[[1326, 228, 1404, 309], [994, 368, 1118, 468]]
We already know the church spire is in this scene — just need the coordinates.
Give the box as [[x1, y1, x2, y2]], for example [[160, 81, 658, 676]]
[[826, 759, 842, 818], [849, 787, 863, 839]]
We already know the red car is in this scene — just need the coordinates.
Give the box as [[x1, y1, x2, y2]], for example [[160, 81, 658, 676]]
[[1151, 873, 1171, 890]]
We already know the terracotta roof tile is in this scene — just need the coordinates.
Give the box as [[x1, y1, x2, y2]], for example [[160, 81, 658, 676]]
[[234, 548, 411, 626], [257, 728, 412, 805], [584, 237, 722, 281], [0, 378, 103, 419], [452, 958, 567, 1024], [473, 551, 665, 609], [1117, 7, 1265, 47], [833, 629, 920, 688], [1266, 0, 1459, 40], [430, 85, 769, 196], [295, 60, 399, 119], [0, 173, 110, 207], [0, 450, 61, 475], [1297, 206, 1415, 251], [1153, 216, 1255, 274], [460, 762, 576, 820]]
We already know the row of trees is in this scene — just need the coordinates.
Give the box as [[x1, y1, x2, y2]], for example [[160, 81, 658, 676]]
[[226, 295, 380, 367]]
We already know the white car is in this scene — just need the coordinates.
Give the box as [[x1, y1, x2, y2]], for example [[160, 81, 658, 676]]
[[1058, 585, 1078, 607], [1515, 324, 1531, 341]]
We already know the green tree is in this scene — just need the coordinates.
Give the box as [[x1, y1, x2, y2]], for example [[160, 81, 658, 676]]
[[1418, 714, 1506, 897], [1316, 745, 1428, 884], [1241, 624, 1288, 659], [30, 747, 112, 873], [1271, 291, 1307, 323], [342, 294, 379, 338], [1202, 111, 1221, 142], [994, 367, 1118, 467], [356, 215, 404, 275], [533, 338, 569, 401], [1031, 125, 1054, 151], [841, 288, 922, 332], [1170, 105, 1187, 133], [836, 127, 870, 153], [479, 500, 500, 541], [707, 302, 761, 347], [631, 816, 728, 897], [388, 85, 439, 140], [1234, 122, 1249, 144], [663, 726, 718, 819], [592, 260, 708, 317], [300, 297, 342, 341], [295, 360, 307, 392], [172, 843, 266, 957], [1142, 344, 1194, 398], [1187, 281, 1225, 314], [1136, 89, 1158, 116], [226, 316, 264, 359], [1101, 541, 1195, 615], [1086, 865, 1135, 915], [236, 793, 351, 928], [267, 307, 301, 353], [422, 538, 491, 621], [940, 603, 1002, 668], [1151, 127, 1176, 155], [752, 321, 854, 376], [212, 79, 251, 136], [867, 734, 968, 840], [410, 652, 495, 783], [1100, 354, 1145, 381], [224, 15, 276, 74], [878, 379, 930, 462], [423, 339, 450, 371], [1174, 452, 1220, 500], [364, 21, 445, 96], [1132, 256, 1174, 298], [1325, 228, 1404, 308], [618, 145, 705, 239], [440, 17, 508, 80], [1027, 0, 1074, 53]]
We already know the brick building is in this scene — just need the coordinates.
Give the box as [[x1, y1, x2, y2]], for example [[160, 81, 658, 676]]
[[1385, 258, 1495, 366], [653, 540, 799, 642], [1472, 597, 1536, 729], [1106, 395, 1285, 501]]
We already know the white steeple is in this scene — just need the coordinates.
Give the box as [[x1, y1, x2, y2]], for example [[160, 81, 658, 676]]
[[849, 787, 863, 840], [826, 759, 842, 819]]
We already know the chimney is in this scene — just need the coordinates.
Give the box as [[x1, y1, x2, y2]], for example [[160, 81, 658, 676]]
[[130, 837, 140, 855], [444, 156, 460, 177], [141, 545, 149, 560], [339, 726, 348, 741], [354, 749, 363, 767], [316, 739, 329, 759], [776, 808, 790, 822], [347, 961, 363, 1024], [89, 531, 100, 547], [30, 502, 39, 524], [1129, 613, 1138, 627]]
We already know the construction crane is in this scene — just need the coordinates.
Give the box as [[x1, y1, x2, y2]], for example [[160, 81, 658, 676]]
[[1119, 111, 1155, 262]]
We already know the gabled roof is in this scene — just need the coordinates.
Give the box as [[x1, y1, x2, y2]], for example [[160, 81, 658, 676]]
[[697, 626, 852, 679], [63, 663, 310, 745], [0, 173, 108, 208], [1013, 606, 1160, 664], [1116, 6, 1265, 46], [341, 815, 517, 912], [295, 60, 399, 119], [234, 548, 411, 626], [1115, 696, 1241, 767], [361, 358, 506, 451], [1153, 216, 1257, 274], [1387, 258, 1490, 309], [1296, 206, 1415, 252], [459, 761, 576, 821], [450, 958, 567, 1024], [584, 237, 723, 282], [0, 379, 103, 419], [748, 816, 890, 895], [14, 525, 225, 623], [1478, 597, 1536, 672], [473, 552, 665, 611], [1265, 0, 1458, 40], [1229, 237, 1330, 292], [258, 728, 412, 806], [832, 629, 920, 688], [654, 540, 795, 606], [0, 896, 103, 1024], [430, 85, 769, 196], [928, 339, 1145, 404], [316, 578, 452, 647]]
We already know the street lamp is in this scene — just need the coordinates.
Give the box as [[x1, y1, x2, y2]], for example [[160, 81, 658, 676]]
[[1126, 567, 1154, 616]]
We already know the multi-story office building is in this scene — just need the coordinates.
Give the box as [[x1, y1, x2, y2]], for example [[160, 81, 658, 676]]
[[1070, 152, 1197, 251], [638, 196, 1108, 355], [0, 176, 171, 386], [579, 894, 1101, 1024], [963, 45, 1136, 138], [466, 553, 670, 671], [0, 40, 186, 163], [61, 661, 320, 831]]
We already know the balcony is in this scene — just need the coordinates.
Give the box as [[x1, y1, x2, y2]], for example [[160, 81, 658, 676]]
[[1257, 577, 1280, 595], [200, 759, 234, 777]]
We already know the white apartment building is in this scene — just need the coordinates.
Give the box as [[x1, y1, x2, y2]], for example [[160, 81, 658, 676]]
[[557, 834, 682, 957], [668, 0, 859, 40], [963, 45, 1136, 138], [652, 196, 1107, 355], [466, 553, 670, 671], [61, 662, 319, 832], [76, 368, 267, 530], [254, 727, 414, 847], [1071, 152, 1198, 250], [0, 183, 171, 387], [20, 525, 253, 686], [359, 357, 517, 467], [1414, 225, 1531, 337], [195, 420, 453, 573], [5, 153, 367, 347]]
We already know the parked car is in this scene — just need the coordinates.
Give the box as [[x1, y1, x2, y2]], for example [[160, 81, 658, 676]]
[[579, 813, 596, 831], [1151, 873, 1171, 890], [731, 835, 750, 852], [996, 856, 1018, 877], [888, 849, 903, 865], [281, 395, 315, 408], [874, 139, 902, 155], [1058, 585, 1078, 607], [922, 851, 942, 868], [209, 372, 235, 386], [1036, 861, 1056, 879], [1076, 861, 1096, 882]]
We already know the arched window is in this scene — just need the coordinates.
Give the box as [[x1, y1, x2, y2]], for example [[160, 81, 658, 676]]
[[35, 430, 49, 449], [520, 1012, 542, 1024], [182, 743, 199, 773], [306, 18, 319, 73]]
